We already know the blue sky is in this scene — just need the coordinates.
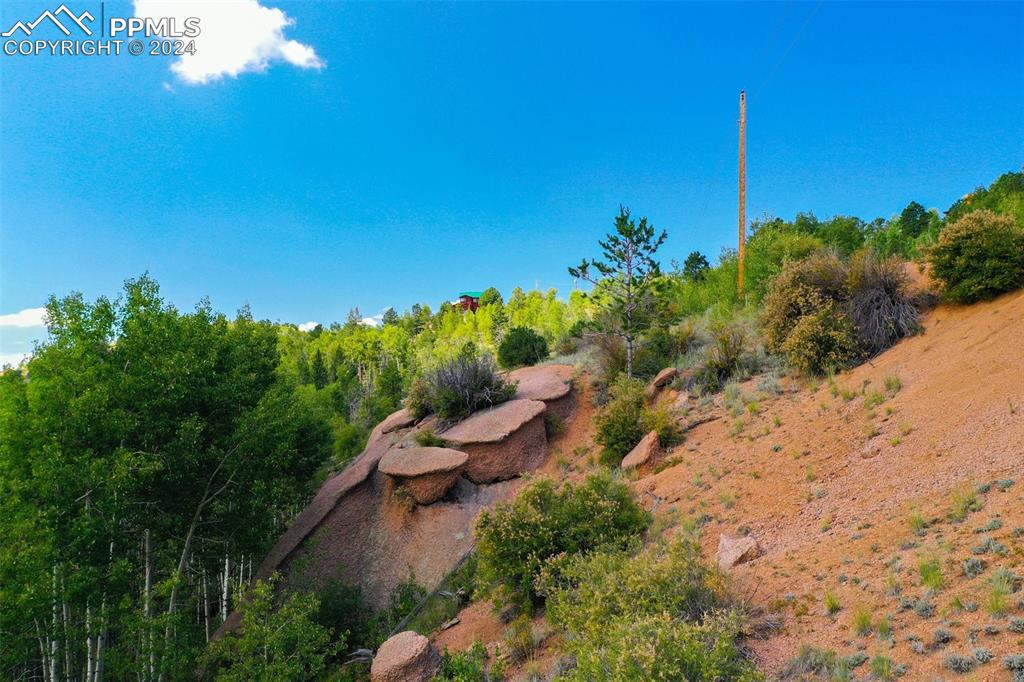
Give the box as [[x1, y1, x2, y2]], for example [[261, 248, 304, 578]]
[[1, 1, 1022, 363]]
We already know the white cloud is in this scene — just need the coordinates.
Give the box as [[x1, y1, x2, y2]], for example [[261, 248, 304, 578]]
[[0, 351, 30, 368], [297, 321, 320, 332], [360, 315, 382, 328], [133, 0, 324, 85], [0, 307, 47, 328]]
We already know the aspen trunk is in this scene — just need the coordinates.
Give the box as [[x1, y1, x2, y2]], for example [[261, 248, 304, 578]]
[[50, 567, 59, 682], [221, 555, 230, 623], [144, 529, 154, 681]]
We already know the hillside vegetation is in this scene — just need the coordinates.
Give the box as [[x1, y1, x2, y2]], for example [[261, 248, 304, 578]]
[[2, 170, 1023, 680]]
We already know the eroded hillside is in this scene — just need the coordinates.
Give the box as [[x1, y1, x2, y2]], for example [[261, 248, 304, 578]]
[[435, 289, 1024, 680]]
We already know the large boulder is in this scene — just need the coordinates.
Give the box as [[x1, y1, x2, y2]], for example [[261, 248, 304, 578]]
[[379, 447, 468, 504], [510, 364, 576, 420], [443, 399, 548, 483], [621, 430, 660, 471], [716, 534, 762, 570], [379, 408, 418, 435], [370, 631, 440, 682], [645, 367, 678, 401]]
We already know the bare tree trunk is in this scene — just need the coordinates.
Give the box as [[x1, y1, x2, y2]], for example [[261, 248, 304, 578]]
[[625, 334, 634, 379], [221, 555, 230, 623], [202, 568, 210, 642], [35, 619, 50, 682], [144, 529, 154, 682], [95, 599, 107, 682], [85, 603, 94, 682], [61, 583, 72, 682], [50, 567, 59, 682]]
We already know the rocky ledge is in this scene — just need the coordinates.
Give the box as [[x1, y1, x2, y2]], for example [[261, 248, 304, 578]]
[[510, 363, 576, 420], [378, 446, 469, 504], [443, 398, 547, 482]]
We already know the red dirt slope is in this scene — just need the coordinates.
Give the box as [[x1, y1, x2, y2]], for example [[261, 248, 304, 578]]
[[434, 290, 1024, 680]]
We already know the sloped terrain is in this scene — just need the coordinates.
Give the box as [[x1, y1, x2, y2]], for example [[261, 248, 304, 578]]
[[434, 290, 1024, 680], [241, 366, 579, 617]]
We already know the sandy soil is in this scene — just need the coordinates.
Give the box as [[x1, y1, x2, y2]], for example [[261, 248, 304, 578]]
[[433, 290, 1024, 680]]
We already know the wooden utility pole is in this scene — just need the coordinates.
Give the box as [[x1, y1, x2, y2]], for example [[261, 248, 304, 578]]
[[738, 90, 747, 297]]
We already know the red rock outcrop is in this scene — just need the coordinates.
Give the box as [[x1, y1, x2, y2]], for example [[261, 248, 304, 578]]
[[510, 364, 576, 420], [621, 430, 660, 471], [370, 631, 440, 682], [379, 447, 468, 504], [442, 399, 547, 483], [716, 534, 762, 570]]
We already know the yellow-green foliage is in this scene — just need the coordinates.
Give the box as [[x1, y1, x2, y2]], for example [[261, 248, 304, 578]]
[[928, 209, 1024, 303], [919, 558, 944, 591], [852, 605, 873, 635], [594, 377, 647, 466], [474, 473, 648, 608], [781, 302, 859, 376], [823, 591, 842, 616], [643, 402, 684, 448], [204, 576, 339, 681], [545, 538, 763, 681], [985, 569, 1015, 616], [761, 249, 919, 375], [762, 251, 848, 354], [949, 488, 982, 522]]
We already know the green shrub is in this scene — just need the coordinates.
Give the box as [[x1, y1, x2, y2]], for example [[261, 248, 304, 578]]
[[928, 209, 1024, 303], [502, 615, 538, 664], [544, 411, 565, 439], [594, 377, 647, 466], [823, 591, 842, 616], [414, 428, 447, 447], [633, 323, 698, 379], [436, 641, 489, 681], [408, 354, 515, 420], [780, 302, 858, 376], [406, 376, 434, 420], [852, 605, 873, 636], [643, 402, 683, 448], [761, 249, 920, 375], [870, 654, 895, 680], [919, 557, 944, 591], [696, 322, 752, 390], [498, 327, 550, 368], [545, 538, 762, 681], [945, 653, 975, 673], [473, 473, 648, 608], [762, 250, 848, 353], [782, 645, 850, 678], [204, 576, 339, 681]]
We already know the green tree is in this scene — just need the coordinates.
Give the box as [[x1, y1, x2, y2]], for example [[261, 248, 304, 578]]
[[311, 349, 329, 389], [479, 287, 504, 307], [381, 307, 400, 326], [204, 576, 340, 681], [569, 206, 667, 378], [0, 275, 331, 679], [681, 251, 710, 282], [928, 209, 1024, 302], [899, 201, 930, 238], [945, 171, 1024, 226], [345, 307, 363, 328], [498, 327, 549, 368]]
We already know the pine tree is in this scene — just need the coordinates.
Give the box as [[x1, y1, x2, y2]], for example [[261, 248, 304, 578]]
[[311, 349, 329, 390], [569, 206, 667, 378]]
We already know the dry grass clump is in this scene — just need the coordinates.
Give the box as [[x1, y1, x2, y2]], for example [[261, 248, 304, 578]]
[[762, 249, 921, 375]]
